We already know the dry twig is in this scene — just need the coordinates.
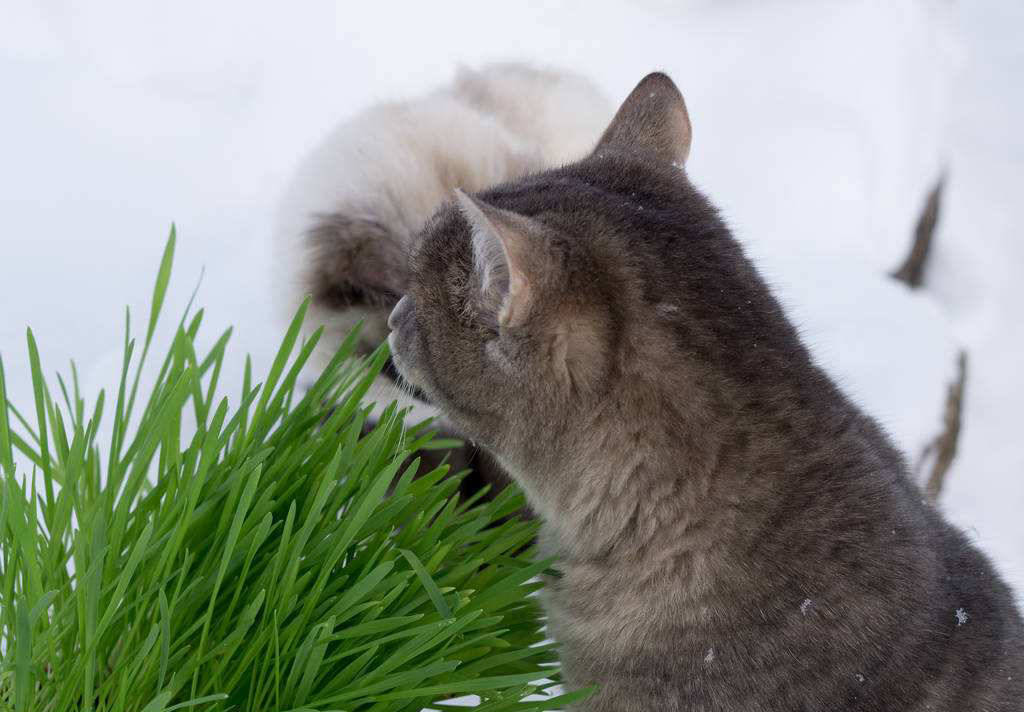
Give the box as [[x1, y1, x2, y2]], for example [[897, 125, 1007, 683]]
[[917, 351, 968, 502], [892, 174, 946, 288]]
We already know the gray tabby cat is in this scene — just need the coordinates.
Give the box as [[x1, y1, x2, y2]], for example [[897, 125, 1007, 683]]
[[387, 72, 1024, 711]]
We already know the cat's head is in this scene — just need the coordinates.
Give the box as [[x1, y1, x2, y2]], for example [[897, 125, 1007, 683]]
[[388, 72, 804, 467]]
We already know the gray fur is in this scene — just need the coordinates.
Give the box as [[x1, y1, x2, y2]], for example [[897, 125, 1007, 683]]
[[388, 72, 1024, 711]]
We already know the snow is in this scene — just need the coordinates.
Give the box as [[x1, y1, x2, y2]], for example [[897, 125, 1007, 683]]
[[1, 0, 1021, 595]]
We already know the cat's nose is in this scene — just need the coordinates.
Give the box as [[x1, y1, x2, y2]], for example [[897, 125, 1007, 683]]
[[388, 295, 413, 330]]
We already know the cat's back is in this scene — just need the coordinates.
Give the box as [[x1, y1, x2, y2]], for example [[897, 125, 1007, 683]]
[[917, 512, 1024, 710], [452, 63, 612, 166]]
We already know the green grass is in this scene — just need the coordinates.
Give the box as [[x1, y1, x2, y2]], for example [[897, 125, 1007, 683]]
[[0, 229, 584, 712]]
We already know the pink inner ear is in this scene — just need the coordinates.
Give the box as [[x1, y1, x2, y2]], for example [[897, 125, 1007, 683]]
[[498, 272, 532, 328], [455, 188, 538, 327]]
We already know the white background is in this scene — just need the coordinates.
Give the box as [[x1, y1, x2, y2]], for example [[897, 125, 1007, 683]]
[[1, 0, 1021, 593]]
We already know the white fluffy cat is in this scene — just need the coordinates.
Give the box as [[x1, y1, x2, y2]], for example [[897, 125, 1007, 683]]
[[274, 63, 611, 420]]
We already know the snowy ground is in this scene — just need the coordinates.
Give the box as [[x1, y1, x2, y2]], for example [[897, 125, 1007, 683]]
[[1, 1, 1021, 593]]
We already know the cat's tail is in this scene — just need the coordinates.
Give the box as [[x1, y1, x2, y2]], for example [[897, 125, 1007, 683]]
[[295, 210, 409, 359]]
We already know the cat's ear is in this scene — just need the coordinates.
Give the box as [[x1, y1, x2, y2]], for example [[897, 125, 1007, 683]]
[[594, 72, 692, 165], [454, 189, 538, 328]]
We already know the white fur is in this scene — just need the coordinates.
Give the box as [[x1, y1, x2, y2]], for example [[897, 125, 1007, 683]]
[[451, 62, 614, 166]]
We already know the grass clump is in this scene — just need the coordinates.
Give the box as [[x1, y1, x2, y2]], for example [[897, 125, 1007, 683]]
[[0, 230, 580, 711]]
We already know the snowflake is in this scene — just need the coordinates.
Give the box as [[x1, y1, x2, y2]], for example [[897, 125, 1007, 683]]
[[704, 647, 715, 664], [955, 608, 969, 626], [800, 598, 813, 615]]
